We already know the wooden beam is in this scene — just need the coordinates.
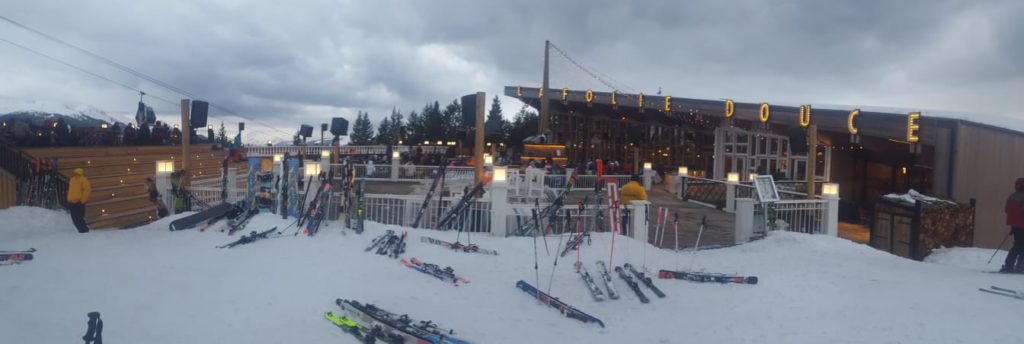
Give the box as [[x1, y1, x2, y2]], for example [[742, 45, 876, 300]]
[[474, 92, 486, 185], [806, 124, 817, 199], [180, 99, 191, 189], [539, 41, 550, 135]]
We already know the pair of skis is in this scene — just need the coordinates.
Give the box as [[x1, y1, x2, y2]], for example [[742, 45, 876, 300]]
[[400, 257, 469, 286], [332, 299, 470, 344], [435, 183, 485, 230], [0, 248, 35, 265], [516, 280, 605, 328], [412, 164, 447, 229], [658, 270, 759, 284], [366, 230, 407, 258], [217, 227, 279, 249], [420, 236, 498, 255], [979, 286, 1024, 300]]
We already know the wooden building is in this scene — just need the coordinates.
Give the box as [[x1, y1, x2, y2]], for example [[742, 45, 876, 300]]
[[506, 85, 1024, 248]]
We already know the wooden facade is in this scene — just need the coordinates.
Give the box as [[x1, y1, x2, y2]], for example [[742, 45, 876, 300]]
[[0, 169, 15, 210], [950, 122, 1024, 248]]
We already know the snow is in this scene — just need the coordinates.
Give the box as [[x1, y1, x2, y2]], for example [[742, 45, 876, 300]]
[[1, 205, 1022, 343], [925, 246, 1009, 272], [0, 96, 124, 124], [883, 189, 956, 205]]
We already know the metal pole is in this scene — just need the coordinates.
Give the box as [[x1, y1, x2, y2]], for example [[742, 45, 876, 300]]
[[179, 99, 191, 189], [806, 124, 818, 199], [539, 40, 550, 135]]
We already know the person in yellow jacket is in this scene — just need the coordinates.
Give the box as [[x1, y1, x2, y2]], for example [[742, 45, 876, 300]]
[[67, 168, 92, 233], [619, 175, 648, 205]]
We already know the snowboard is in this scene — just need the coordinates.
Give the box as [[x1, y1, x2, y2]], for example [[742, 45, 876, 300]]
[[658, 269, 759, 284]]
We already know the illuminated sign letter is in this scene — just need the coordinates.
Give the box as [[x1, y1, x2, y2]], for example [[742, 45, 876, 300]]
[[799, 104, 812, 128], [585, 89, 594, 104], [848, 109, 860, 135], [725, 99, 735, 118], [638, 92, 644, 109], [562, 88, 569, 104], [759, 103, 771, 123], [611, 90, 618, 107], [538, 87, 544, 98], [907, 112, 921, 143], [664, 96, 671, 112], [516, 86, 523, 97]]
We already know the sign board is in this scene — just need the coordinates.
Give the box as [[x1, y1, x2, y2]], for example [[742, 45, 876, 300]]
[[754, 175, 780, 203]]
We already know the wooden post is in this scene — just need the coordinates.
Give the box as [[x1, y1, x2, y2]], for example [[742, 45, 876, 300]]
[[539, 40, 550, 136], [180, 99, 192, 189], [806, 124, 817, 199], [474, 92, 486, 185]]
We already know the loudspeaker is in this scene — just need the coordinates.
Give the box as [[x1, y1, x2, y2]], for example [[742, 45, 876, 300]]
[[330, 117, 349, 136], [321, 123, 328, 132], [144, 107, 156, 125], [461, 94, 477, 127], [299, 124, 314, 137], [190, 100, 209, 128], [238, 122, 245, 131]]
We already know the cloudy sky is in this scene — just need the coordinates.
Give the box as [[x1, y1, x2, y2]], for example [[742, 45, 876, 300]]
[[1, 0, 1022, 143]]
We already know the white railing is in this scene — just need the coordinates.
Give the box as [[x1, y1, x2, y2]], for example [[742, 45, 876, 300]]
[[765, 200, 830, 234], [357, 193, 491, 232], [351, 164, 392, 179], [245, 145, 449, 157], [571, 175, 631, 191]]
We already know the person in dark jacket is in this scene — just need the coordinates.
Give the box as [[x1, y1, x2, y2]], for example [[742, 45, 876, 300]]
[[999, 179, 1024, 272], [1002, 178, 1024, 272]]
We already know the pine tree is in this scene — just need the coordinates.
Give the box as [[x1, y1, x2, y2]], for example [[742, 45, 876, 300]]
[[350, 111, 375, 145], [389, 108, 404, 143], [508, 109, 538, 151], [375, 117, 392, 144], [485, 95, 510, 143], [406, 110, 424, 145], [218, 121, 227, 145]]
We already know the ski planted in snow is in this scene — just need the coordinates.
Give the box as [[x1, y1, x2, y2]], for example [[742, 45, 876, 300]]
[[615, 265, 649, 303], [515, 280, 605, 328], [400, 257, 469, 286], [979, 286, 1024, 300], [575, 262, 605, 301], [436, 183, 485, 230], [624, 263, 665, 298], [420, 236, 499, 256], [658, 270, 759, 285], [355, 178, 366, 234], [412, 165, 447, 229], [336, 299, 470, 344], [595, 261, 620, 299], [217, 227, 279, 249], [389, 231, 407, 259]]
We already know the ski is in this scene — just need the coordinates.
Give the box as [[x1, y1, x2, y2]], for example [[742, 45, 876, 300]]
[[217, 227, 278, 249], [0, 252, 34, 264], [595, 261, 620, 299], [625, 263, 666, 298], [376, 232, 400, 255], [366, 230, 394, 252], [356, 178, 366, 234], [169, 202, 233, 231], [400, 257, 468, 285], [979, 286, 1024, 300], [420, 237, 499, 256], [575, 263, 605, 301], [436, 183, 485, 230], [0, 248, 36, 254], [615, 265, 649, 303], [515, 280, 605, 328], [324, 311, 381, 344], [658, 270, 759, 285], [336, 299, 470, 344], [225, 207, 258, 235], [412, 165, 447, 229], [389, 231, 407, 259]]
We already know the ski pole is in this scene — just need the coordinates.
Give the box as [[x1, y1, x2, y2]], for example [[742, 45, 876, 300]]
[[608, 200, 619, 275], [689, 216, 707, 271], [532, 213, 541, 304], [987, 231, 1013, 264], [576, 201, 584, 272], [673, 212, 679, 271], [547, 210, 569, 294]]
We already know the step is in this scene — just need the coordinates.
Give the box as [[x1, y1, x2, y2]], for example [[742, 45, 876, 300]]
[[86, 194, 152, 218], [89, 183, 150, 204]]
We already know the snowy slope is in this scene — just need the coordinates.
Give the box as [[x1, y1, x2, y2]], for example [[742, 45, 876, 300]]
[[0, 206, 1021, 343]]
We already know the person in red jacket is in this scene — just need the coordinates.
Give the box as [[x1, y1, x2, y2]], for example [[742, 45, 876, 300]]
[[1002, 178, 1024, 272]]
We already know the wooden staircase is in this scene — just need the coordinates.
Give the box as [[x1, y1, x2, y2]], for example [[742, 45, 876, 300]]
[[23, 145, 231, 229]]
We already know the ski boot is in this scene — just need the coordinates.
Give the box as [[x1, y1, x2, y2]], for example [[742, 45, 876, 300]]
[[1000, 264, 1016, 273]]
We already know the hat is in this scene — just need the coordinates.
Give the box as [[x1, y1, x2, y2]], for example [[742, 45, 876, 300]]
[[73, 168, 84, 175]]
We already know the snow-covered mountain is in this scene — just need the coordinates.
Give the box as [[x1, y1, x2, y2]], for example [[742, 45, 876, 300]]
[[0, 97, 128, 128]]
